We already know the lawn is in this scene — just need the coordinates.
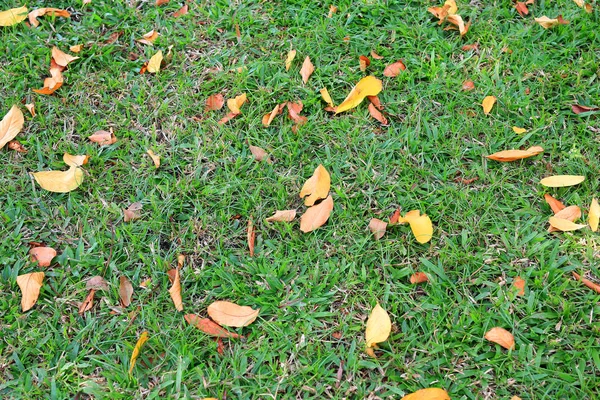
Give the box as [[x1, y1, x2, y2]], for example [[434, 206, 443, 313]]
[[1, 0, 600, 398]]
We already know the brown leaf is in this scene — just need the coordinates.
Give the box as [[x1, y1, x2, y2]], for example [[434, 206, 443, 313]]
[[249, 145, 270, 162], [389, 209, 401, 224], [216, 337, 224, 354], [513, 276, 525, 296], [461, 43, 479, 51], [123, 202, 143, 222], [484, 327, 515, 350], [370, 50, 383, 59], [29, 246, 56, 267], [119, 276, 134, 307], [515, 2, 529, 17], [169, 268, 183, 311], [247, 218, 255, 257], [572, 104, 600, 114], [368, 218, 387, 240], [383, 60, 406, 77], [359, 55, 370, 72], [89, 130, 117, 145], [300, 56, 315, 84], [462, 80, 475, 91], [173, 4, 188, 17], [367, 95, 383, 110], [287, 101, 307, 125], [486, 145, 544, 162], [28, 8, 70, 28], [544, 194, 566, 214], [205, 93, 225, 111], [103, 31, 123, 45], [300, 164, 331, 206], [86, 276, 109, 291], [78, 289, 95, 314], [8, 140, 27, 153], [410, 272, 429, 284], [300, 195, 334, 233], [52, 46, 79, 67], [0, 105, 24, 149], [368, 103, 388, 125], [17, 272, 45, 312], [207, 301, 260, 327], [265, 210, 297, 222], [572, 272, 600, 294], [184, 314, 242, 338]]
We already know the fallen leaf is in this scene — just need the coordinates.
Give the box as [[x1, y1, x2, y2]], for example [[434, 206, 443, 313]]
[[52, 47, 79, 68], [207, 301, 260, 327], [401, 388, 451, 400], [28, 8, 70, 27], [410, 272, 429, 284], [485, 327, 515, 350], [486, 146, 543, 162], [573, 272, 600, 294], [78, 289, 95, 314], [29, 246, 56, 267], [147, 50, 163, 73], [428, 0, 456, 22], [147, 150, 160, 168], [285, 49, 296, 71], [513, 276, 525, 296], [103, 31, 123, 45], [300, 56, 315, 84], [119, 276, 134, 307], [227, 93, 247, 114], [535, 16, 568, 29], [383, 60, 406, 77], [184, 314, 242, 338], [32, 166, 84, 193], [368, 95, 383, 110], [462, 80, 475, 91], [89, 130, 117, 145], [328, 4, 338, 18], [368, 103, 388, 125], [33, 78, 62, 95], [87, 276, 109, 291], [540, 175, 585, 187], [177, 254, 185, 268], [300, 195, 334, 233], [249, 145, 270, 162], [123, 202, 143, 222], [287, 101, 307, 125], [589, 198, 599, 232], [25, 103, 35, 117], [368, 218, 387, 240], [512, 126, 527, 134], [515, 2, 529, 17], [359, 55, 370, 72], [320, 88, 335, 108], [365, 303, 391, 356], [17, 272, 44, 311], [370, 50, 383, 59], [266, 210, 296, 222], [217, 112, 239, 125], [247, 218, 255, 257], [8, 140, 27, 153], [553, 205, 581, 222], [173, 4, 188, 17], [389, 209, 401, 224], [571, 104, 600, 114], [262, 104, 281, 127], [137, 30, 159, 45], [335, 76, 383, 114], [482, 96, 497, 115], [70, 44, 83, 53], [462, 43, 479, 51], [405, 211, 433, 244], [0, 6, 28, 26], [446, 14, 470, 36], [0, 105, 24, 149], [548, 216, 586, 232], [63, 153, 89, 167], [169, 267, 183, 311], [205, 93, 225, 111], [129, 331, 149, 375], [156, 0, 169, 5], [544, 194, 566, 214], [300, 164, 331, 206]]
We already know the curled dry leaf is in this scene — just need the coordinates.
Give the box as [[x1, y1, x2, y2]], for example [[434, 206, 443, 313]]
[[320, 88, 335, 109], [548, 216, 586, 232], [515, 2, 529, 17], [365, 303, 391, 357], [249, 145, 270, 162], [147, 50, 163, 73], [17, 272, 44, 312], [513, 276, 526, 296], [370, 50, 384, 59], [265, 210, 296, 222], [89, 130, 117, 145], [137, 30, 159, 45], [123, 202, 143, 222], [63, 153, 89, 167], [368, 95, 383, 111], [52, 47, 79, 67], [156, 0, 169, 5], [300, 164, 331, 206], [226, 93, 247, 114], [573, 272, 600, 294], [401, 388, 451, 400], [368, 103, 388, 125], [262, 104, 282, 127], [300, 56, 315, 84], [147, 150, 160, 168], [86, 275, 109, 291], [285, 49, 296, 71], [540, 175, 585, 188], [535, 16, 568, 29], [445, 14, 470, 36], [462, 43, 479, 51], [168, 268, 183, 311], [32, 166, 84, 193], [572, 104, 600, 115], [119, 276, 134, 307], [383, 60, 406, 77], [462, 80, 475, 91], [544, 194, 566, 214], [485, 327, 515, 350], [29, 246, 56, 267], [28, 8, 70, 28], [359, 55, 370, 72], [300, 195, 334, 233], [207, 301, 260, 327], [428, 0, 456, 22], [486, 146, 543, 162], [482, 95, 497, 115], [247, 218, 255, 257], [589, 198, 599, 232], [336, 76, 382, 114], [177, 254, 185, 268], [287, 101, 307, 125], [173, 4, 188, 17], [78, 289, 95, 314], [368, 218, 387, 240], [205, 93, 225, 111], [410, 272, 429, 284], [389, 209, 401, 224], [129, 331, 149, 375], [25, 103, 35, 117], [184, 314, 242, 338], [328, 4, 338, 17], [8, 140, 27, 153], [0, 105, 24, 149]]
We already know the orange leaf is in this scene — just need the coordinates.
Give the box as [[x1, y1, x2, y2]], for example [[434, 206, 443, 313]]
[[285, 49, 297, 71], [52, 46, 79, 67], [33, 80, 63, 95], [462, 80, 475, 91], [247, 218, 255, 257], [262, 104, 282, 127], [287, 101, 307, 125], [207, 301, 260, 327], [226, 93, 247, 114], [249, 145, 270, 162], [78, 289, 95, 314], [89, 130, 117, 145], [300, 56, 315, 84], [359, 55, 370, 72], [173, 4, 188, 17], [572, 272, 600, 294], [515, 2, 529, 17], [168, 267, 183, 311], [446, 14, 470, 36], [553, 205, 581, 221], [513, 276, 525, 296], [401, 388, 450, 400], [137, 30, 159, 45], [217, 112, 239, 125], [389, 209, 401, 224], [572, 104, 600, 114], [410, 272, 429, 284], [462, 43, 479, 51], [383, 60, 406, 77], [265, 210, 297, 222], [205, 93, 224, 111], [156, 0, 169, 5], [544, 194, 566, 214], [485, 327, 515, 350], [482, 95, 497, 115], [129, 331, 149, 375], [0, 105, 25, 149], [327, 5, 338, 18], [368, 218, 387, 240], [119, 276, 134, 307], [184, 314, 242, 338], [29, 246, 56, 267], [367, 95, 383, 110], [486, 146, 543, 162], [8, 140, 27, 153], [370, 50, 383, 59], [28, 8, 70, 28], [17, 272, 45, 312], [335, 76, 383, 114], [300, 195, 334, 233], [548, 216, 586, 232], [300, 164, 331, 206], [368, 103, 388, 125]]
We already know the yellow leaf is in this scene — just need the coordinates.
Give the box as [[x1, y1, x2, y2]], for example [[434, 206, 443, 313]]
[[444, 0, 458, 15], [534, 16, 559, 29], [573, 0, 585, 6], [482, 95, 496, 115], [0, 6, 28, 26], [539, 175, 585, 187], [168, 268, 183, 311], [265, 210, 296, 222], [285, 49, 296, 71], [0, 105, 24, 149], [300, 195, 334, 233], [486, 146, 543, 162], [300, 164, 331, 206], [207, 301, 260, 327], [17, 272, 44, 312], [147, 149, 160, 168], [484, 327, 515, 350], [300, 56, 314, 84], [409, 214, 433, 244], [548, 217, 587, 232], [32, 166, 84, 193], [512, 126, 527, 134], [589, 198, 599, 232], [129, 331, 149, 375], [335, 76, 383, 114], [262, 104, 281, 127], [365, 303, 391, 351], [401, 388, 451, 400], [70, 44, 83, 53], [52, 46, 79, 67], [63, 153, 89, 167], [320, 88, 335, 108], [147, 50, 163, 73], [227, 93, 247, 114]]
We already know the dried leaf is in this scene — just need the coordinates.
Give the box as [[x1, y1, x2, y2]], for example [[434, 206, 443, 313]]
[[368, 218, 387, 240], [287, 101, 307, 125], [8, 140, 27, 153], [129, 331, 149, 375], [300, 164, 331, 206], [573, 272, 600, 294], [137, 30, 159, 45], [383, 60, 406, 77], [0, 6, 28, 26], [513, 276, 525, 296], [589, 198, 599, 232], [405, 211, 433, 244], [29, 246, 56, 267], [548, 216, 586, 232], [370, 50, 383, 59], [482, 95, 497, 115], [147, 50, 163, 73], [462, 43, 479, 51], [368, 103, 388, 125], [365, 303, 391, 354], [226, 93, 247, 114], [169, 268, 183, 311], [86, 276, 109, 291], [89, 130, 117, 145], [28, 8, 70, 27], [173, 4, 188, 17], [70, 45, 83, 53], [462, 80, 475, 91], [410, 272, 429, 284], [368, 95, 383, 110], [17, 272, 44, 311], [553, 205, 581, 222], [572, 104, 600, 114], [119, 276, 134, 307], [63, 153, 89, 167], [446, 14, 470, 36], [207, 301, 260, 327], [78, 289, 95, 314], [535, 16, 568, 29], [0, 105, 24, 149], [247, 218, 255, 257], [544, 194, 566, 214], [515, 2, 529, 17], [147, 149, 160, 168], [336, 76, 383, 114], [33, 77, 63, 95], [540, 175, 585, 187], [285, 49, 296, 71], [300, 56, 315, 84], [52, 47, 79, 67], [485, 327, 515, 350], [217, 112, 239, 125], [319, 88, 335, 109], [486, 146, 543, 162], [300, 195, 334, 233], [32, 166, 84, 193], [249, 145, 270, 162], [205, 93, 225, 111], [266, 210, 296, 222], [389, 209, 401, 224], [328, 5, 338, 18], [401, 388, 451, 400], [184, 314, 242, 338], [123, 202, 143, 222], [262, 104, 281, 127], [512, 126, 527, 134], [156, 0, 169, 5], [25, 103, 35, 117], [359, 55, 370, 72]]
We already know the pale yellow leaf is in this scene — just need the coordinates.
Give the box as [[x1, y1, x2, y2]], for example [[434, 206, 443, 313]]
[[32, 166, 84, 193], [548, 216, 587, 232], [25, 103, 35, 117], [445, 0, 458, 15], [482, 95, 496, 115], [446, 14, 469, 36], [63, 153, 89, 167], [147, 149, 160, 168], [169, 268, 183, 311], [300, 56, 315, 84], [535, 16, 559, 29], [300, 195, 334, 233], [0, 6, 28, 26], [365, 303, 391, 350], [589, 198, 599, 232], [17, 272, 44, 312], [401, 388, 451, 400], [285, 49, 296, 71], [512, 126, 527, 134], [484, 327, 515, 349], [540, 175, 585, 187], [335, 76, 382, 114], [0, 105, 24, 149], [299, 164, 331, 206], [207, 301, 260, 327], [129, 331, 149, 375], [573, 0, 585, 6], [265, 210, 296, 222], [227, 93, 247, 114], [147, 50, 163, 73]]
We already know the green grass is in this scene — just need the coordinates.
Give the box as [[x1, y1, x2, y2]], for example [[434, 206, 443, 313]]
[[1, 0, 600, 398]]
